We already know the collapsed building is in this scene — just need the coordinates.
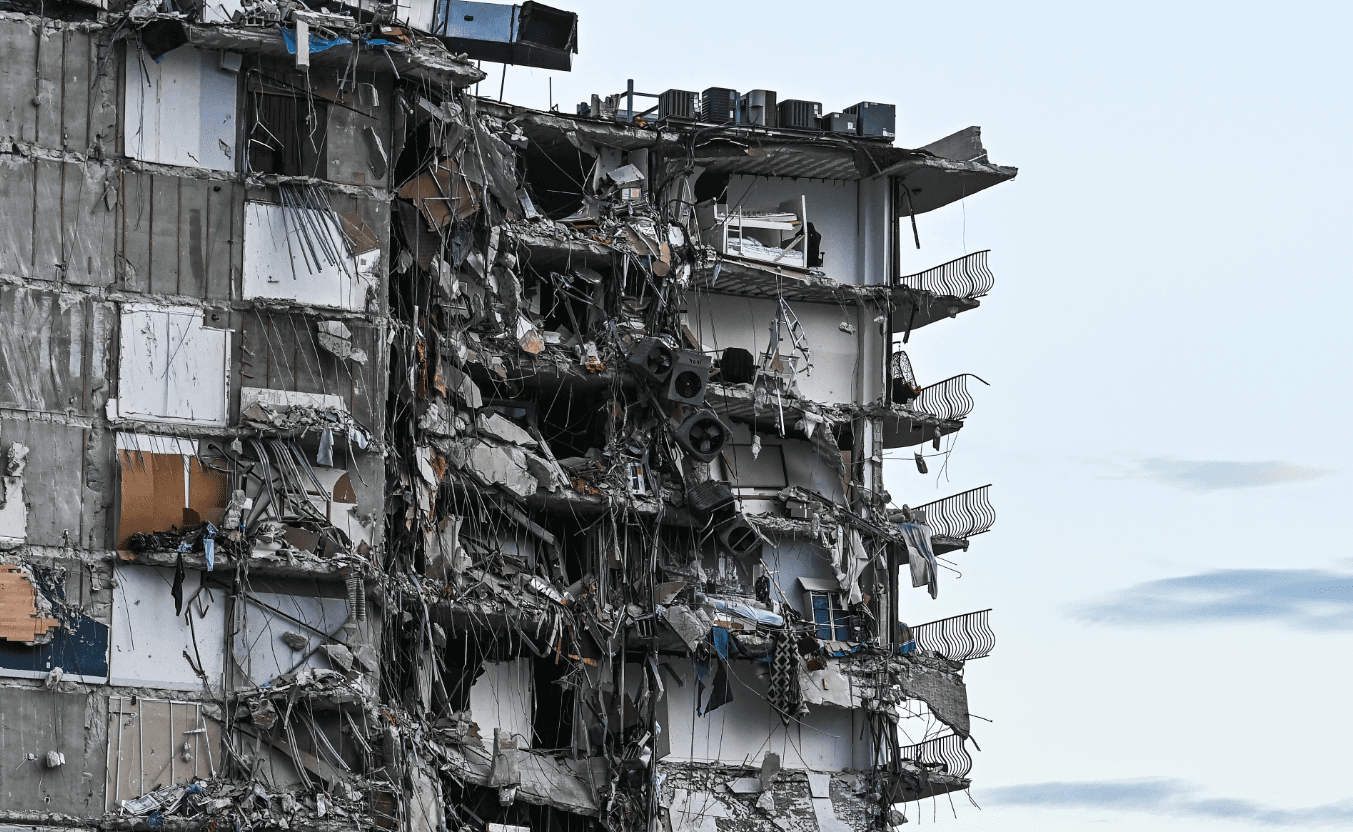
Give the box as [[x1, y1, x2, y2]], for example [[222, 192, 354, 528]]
[[0, 0, 1015, 830]]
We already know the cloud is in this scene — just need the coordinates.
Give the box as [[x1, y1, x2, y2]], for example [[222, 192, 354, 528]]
[[1135, 458, 1331, 491], [982, 778, 1353, 826], [1070, 568, 1353, 630]]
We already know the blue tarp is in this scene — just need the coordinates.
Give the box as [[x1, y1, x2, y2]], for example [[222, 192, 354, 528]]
[[280, 27, 395, 55]]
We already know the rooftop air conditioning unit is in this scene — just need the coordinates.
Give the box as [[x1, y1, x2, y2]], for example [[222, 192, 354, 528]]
[[658, 89, 698, 120], [738, 90, 777, 127], [778, 99, 822, 130], [701, 87, 739, 124]]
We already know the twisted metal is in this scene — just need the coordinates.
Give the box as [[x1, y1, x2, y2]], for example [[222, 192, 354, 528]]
[[895, 250, 994, 299], [911, 609, 995, 661], [896, 733, 973, 778], [910, 374, 988, 421], [913, 485, 995, 540]]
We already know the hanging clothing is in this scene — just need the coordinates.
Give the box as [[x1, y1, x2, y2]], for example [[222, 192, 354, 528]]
[[900, 522, 939, 599]]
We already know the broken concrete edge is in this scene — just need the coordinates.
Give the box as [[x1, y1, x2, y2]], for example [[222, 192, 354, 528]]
[[179, 21, 486, 89], [489, 101, 1014, 182]]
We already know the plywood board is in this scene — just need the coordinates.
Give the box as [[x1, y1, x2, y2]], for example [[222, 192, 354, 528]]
[[123, 46, 236, 172], [242, 202, 375, 311], [110, 564, 225, 689], [117, 304, 230, 426]]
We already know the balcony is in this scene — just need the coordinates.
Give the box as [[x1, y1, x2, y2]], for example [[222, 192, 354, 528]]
[[913, 484, 995, 554], [891, 250, 994, 336], [879, 374, 987, 448], [886, 733, 973, 801], [911, 609, 995, 662]]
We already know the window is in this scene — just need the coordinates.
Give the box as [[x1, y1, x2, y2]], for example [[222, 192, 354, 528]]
[[805, 590, 849, 642]]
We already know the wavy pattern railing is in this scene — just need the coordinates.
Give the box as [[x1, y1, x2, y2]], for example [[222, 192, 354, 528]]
[[911, 609, 995, 661], [913, 485, 995, 540], [895, 250, 994, 299], [910, 374, 987, 421], [896, 733, 972, 778]]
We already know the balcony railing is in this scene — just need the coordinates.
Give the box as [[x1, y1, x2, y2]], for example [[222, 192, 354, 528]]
[[896, 732, 972, 778], [896, 250, 994, 300], [911, 609, 995, 661], [914, 485, 995, 540], [910, 374, 988, 422]]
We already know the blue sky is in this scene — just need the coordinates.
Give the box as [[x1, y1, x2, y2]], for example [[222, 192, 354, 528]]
[[495, 2, 1353, 827]]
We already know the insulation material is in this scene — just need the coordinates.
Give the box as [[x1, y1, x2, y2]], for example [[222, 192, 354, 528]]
[[115, 434, 229, 549], [0, 557, 110, 682], [798, 662, 862, 710], [110, 564, 226, 689], [242, 202, 377, 311], [105, 697, 222, 812], [0, 563, 59, 642], [240, 386, 349, 416], [116, 305, 230, 426], [123, 45, 237, 172], [468, 659, 535, 748], [230, 588, 351, 687]]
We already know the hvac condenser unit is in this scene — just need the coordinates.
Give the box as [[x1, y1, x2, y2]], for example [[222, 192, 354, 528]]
[[822, 111, 857, 134], [658, 89, 698, 120], [701, 87, 739, 124], [844, 101, 896, 139], [738, 90, 777, 127], [777, 99, 822, 130]]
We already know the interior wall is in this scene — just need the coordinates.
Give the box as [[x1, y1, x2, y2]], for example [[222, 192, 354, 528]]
[[469, 658, 535, 747], [762, 538, 839, 618], [659, 656, 870, 771], [725, 176, 861, 285], [689, 296, 881, 404]]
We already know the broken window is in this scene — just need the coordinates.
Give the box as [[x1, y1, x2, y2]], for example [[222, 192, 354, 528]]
[[246, 74, 328, 178], [803, 588, 850, 642]]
